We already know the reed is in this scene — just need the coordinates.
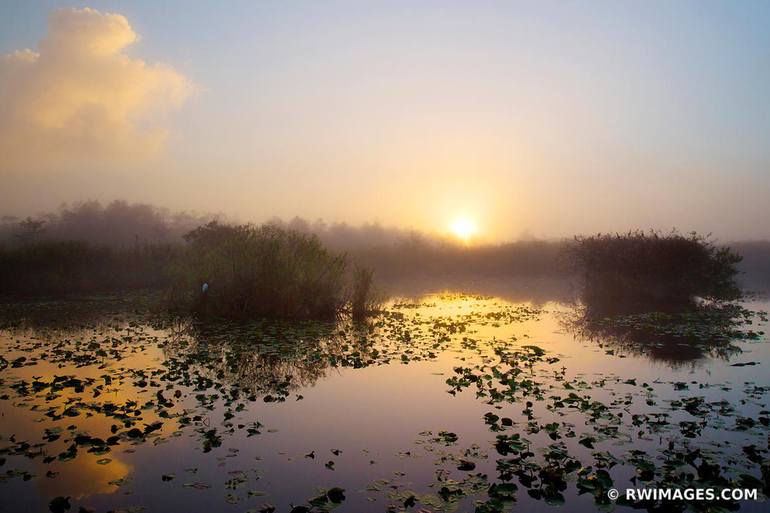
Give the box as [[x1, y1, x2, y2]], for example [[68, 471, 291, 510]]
[[568, 231, 742, 314], [174, 222, 377, 320]]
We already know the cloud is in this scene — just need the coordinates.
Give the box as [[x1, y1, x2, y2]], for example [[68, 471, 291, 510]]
[[0, 7, 194, 173]]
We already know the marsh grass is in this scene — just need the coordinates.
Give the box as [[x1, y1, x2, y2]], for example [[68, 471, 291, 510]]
[[569, 230, 742, 312], [173, 222, 377, 320], [0, 222, 380, 320], [349, 266, 383, 321], [566, 231, 757, 367], [0, 240, 177, 296]]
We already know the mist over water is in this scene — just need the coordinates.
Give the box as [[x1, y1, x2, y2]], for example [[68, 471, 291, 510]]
[[3, 200, 769, 295]]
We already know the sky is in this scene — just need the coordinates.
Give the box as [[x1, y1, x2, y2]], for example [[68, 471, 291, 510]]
[[1, 1, 769, 241]]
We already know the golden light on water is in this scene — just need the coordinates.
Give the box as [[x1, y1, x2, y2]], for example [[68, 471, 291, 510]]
[[450, 217, 477, 242]]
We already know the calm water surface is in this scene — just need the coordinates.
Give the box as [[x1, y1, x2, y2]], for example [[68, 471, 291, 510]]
[[1, 290, 768, 513]]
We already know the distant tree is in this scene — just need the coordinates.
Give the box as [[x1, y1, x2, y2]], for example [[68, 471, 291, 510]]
[[14, 217, 46, 243]]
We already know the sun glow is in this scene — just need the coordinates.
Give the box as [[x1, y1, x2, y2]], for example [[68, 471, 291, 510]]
[[450, 217, 477, 242]]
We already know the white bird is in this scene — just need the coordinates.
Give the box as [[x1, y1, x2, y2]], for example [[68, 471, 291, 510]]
[[201, 282, 209, 293]]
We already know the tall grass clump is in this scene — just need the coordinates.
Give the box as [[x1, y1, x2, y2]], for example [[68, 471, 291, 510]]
[[569, 231, 742, 313], [175, 222, 376, 320], [349, 266, 382, 321]]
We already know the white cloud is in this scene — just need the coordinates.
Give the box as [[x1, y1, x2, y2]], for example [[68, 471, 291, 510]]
[[0, 7, 195, 173]]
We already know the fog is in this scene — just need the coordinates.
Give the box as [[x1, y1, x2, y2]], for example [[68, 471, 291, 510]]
[[2, 5, 770, 241], [0, 200, 216, 247], [2, 199, 768, 294]]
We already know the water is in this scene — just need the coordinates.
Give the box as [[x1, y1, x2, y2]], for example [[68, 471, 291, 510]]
[[0, 290, 768, 513]]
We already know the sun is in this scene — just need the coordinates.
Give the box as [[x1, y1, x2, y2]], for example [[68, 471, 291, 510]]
[[450, 217, 477, 242]]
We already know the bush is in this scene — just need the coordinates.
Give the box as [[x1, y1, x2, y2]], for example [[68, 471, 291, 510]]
[[175, 222, 375, 320], [568, 231, 742, 313]]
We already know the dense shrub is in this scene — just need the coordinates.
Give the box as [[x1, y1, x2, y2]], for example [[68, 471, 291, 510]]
[[569, 231, 742, 313], [175, 222, 374, 320]]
